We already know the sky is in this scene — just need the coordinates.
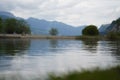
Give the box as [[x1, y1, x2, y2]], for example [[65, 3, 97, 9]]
[[0, 0, 120, 27]]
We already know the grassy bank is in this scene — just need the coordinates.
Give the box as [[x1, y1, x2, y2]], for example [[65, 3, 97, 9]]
[[49, 66, 120, 80], [75, 35, 102, 40], [75, 35, 120, 40]]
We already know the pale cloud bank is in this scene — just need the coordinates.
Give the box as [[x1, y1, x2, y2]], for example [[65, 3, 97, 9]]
[[0, 0, 120, 27]]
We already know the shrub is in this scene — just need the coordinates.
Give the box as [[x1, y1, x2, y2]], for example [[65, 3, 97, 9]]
[[49, 28, 58, 36], [82, 25, 99, 36]]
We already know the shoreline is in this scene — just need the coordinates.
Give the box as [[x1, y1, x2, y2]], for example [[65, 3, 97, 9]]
[[0, 34, 76, 39], [0, 34, 120, 40]]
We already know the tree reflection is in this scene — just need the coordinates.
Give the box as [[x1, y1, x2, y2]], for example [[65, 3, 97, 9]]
[[111, 41, 120, 58], [82, 40, 98, 53], [49, 40, 58, 53], [49, 39, 58, 48], [115, 41, 120, 56], [0, 39, 30, 56]]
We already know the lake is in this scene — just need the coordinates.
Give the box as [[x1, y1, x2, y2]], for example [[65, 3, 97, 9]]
[[0, 39, 120, 80]]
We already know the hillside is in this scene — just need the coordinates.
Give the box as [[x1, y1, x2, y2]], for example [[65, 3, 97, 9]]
[[99, 24, 110, 35], [0, 11, 86, 36], [106, 18, 120, 33], [99, 18, 120, 35], [0, 11, 15, 19], [26, 17, 86, 36]]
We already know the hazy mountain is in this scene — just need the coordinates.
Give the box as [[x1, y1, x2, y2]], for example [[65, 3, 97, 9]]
[[99, 24, 110, 35], [0, 11, 15, 19], [0, 11, 86, 36], [99, 18, 120, 35], [26, 17, 86, 36], [106, 18, 120, 33]]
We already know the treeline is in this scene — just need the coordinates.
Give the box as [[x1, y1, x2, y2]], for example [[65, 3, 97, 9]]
[[0, 17, 31, 34]]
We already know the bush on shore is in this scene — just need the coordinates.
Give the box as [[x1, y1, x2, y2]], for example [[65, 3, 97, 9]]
[[82, 25, 99, 36]]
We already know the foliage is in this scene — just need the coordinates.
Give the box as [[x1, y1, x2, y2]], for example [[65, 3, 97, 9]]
[[0, 17, 3, 33], [15, 20, 31, 34], [49, 28, 58, 36], [4, 18, 17, 34], [82, 25, 99, 36], [49, 66, 120, 80], [106, 32, 120, 40], [0, 17, 31, 34]]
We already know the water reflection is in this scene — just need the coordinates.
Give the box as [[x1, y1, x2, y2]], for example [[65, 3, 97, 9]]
[[109, 41, 120, 60], [0, 39, 31, 72], [113, 41, 120, 56], [81, 40, 98, 53], [0, 39, 30, 56], [0, 39, 120, 80], [49, 40, 58, 48]]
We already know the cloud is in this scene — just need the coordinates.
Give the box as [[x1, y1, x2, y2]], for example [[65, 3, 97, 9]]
[[0, 0, 120, 27]]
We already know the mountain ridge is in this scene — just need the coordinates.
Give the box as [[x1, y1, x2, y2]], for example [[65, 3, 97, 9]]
[[26, 17, 86, 35], [99, 18, 120, 35], [0, 11, 15, 19]]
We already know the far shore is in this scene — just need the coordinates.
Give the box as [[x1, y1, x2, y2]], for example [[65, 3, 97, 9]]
[[0, 34, 120, 40], [0, 34, 77, 39]]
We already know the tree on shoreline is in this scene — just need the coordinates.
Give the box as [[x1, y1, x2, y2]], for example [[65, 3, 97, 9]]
[[0, 17, 3, 33], [16, 19, 31, 34], [0, 17, 31, 34], [49, 28, 58, 36], [4, 18, 17, 34], [82, 25, 99, 36]]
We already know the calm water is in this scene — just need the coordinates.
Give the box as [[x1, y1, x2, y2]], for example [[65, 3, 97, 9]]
[[0, 39, 120, 80]]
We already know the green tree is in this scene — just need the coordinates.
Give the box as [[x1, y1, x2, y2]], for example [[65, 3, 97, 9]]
[[0, 17, 3, 33], [1, 17, 31, 34], [49, 28, 58, 36], [82, 25, 99, 36], [4, 18, 17, 34], [16, 20, 31, 34]]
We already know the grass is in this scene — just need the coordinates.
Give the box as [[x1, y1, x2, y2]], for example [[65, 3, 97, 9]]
[[75, 35, 103, 40], [75, 35, 120, 41], [0, 66, 120, 80], [106, 32, 120, 40], [48, 66, 120, 80]]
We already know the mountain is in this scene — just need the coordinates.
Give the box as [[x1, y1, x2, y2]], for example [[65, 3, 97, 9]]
[[99, 24, 110, 35], [0, 11, 86, 36], [0, 11, 15, 19], [26, 17, 86, 36], [99, 18, 120, 35], [106, 18, 120, 33]]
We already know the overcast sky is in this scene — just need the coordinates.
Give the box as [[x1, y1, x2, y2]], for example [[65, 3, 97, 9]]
[[0, 0, 120, 27]]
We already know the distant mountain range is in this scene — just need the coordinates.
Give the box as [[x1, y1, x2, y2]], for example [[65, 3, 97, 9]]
[[27, 17, 86, 35], [0, 11, 86, 36], [1, 11, 120, 36]]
